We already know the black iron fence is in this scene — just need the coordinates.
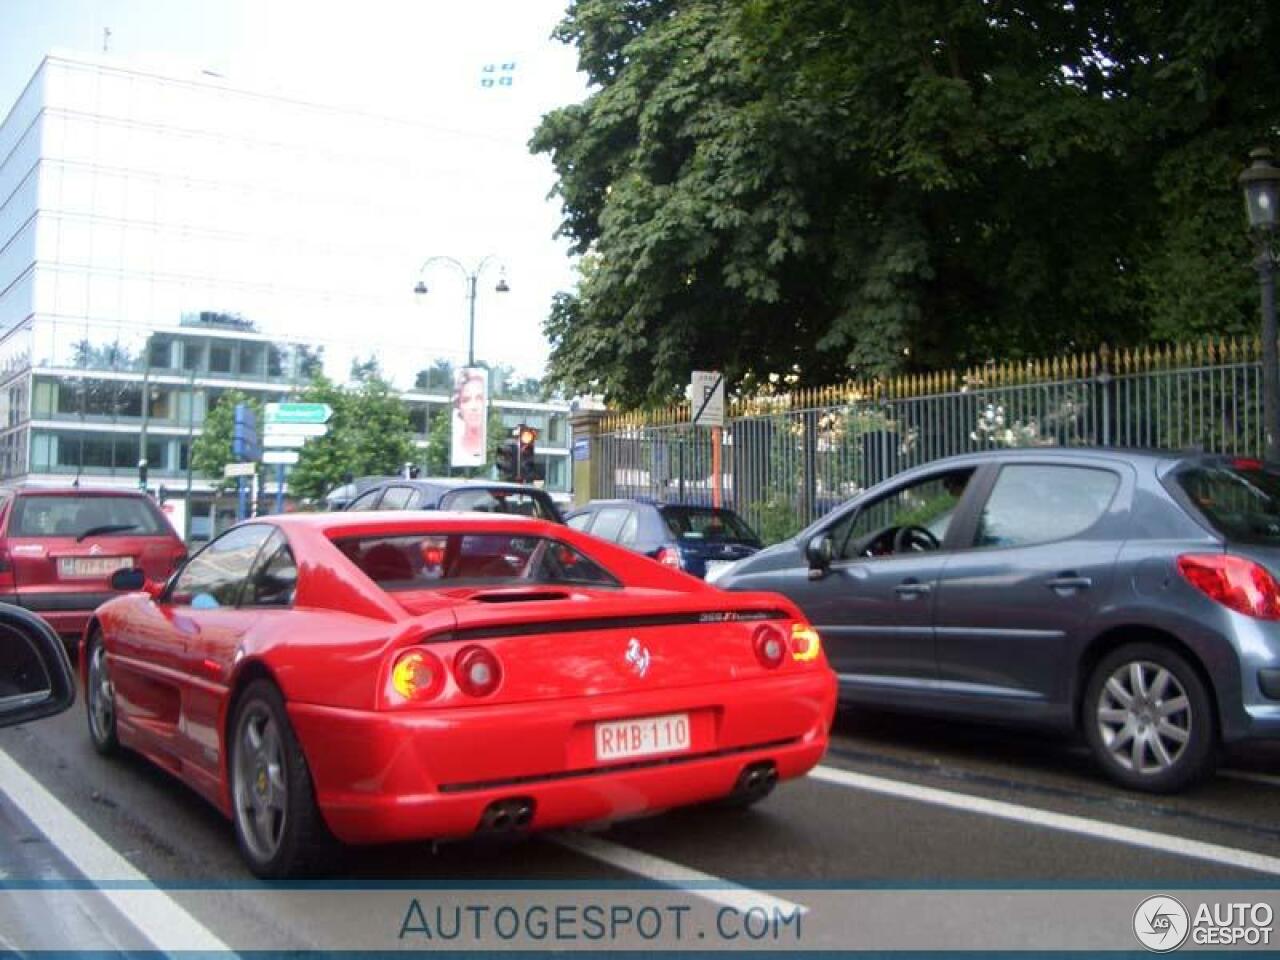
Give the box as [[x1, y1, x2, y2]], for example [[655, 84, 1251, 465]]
[[592, 339, 1266, 543]]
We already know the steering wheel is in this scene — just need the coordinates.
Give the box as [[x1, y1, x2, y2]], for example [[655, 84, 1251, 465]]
[[892, 525, 940, 553]]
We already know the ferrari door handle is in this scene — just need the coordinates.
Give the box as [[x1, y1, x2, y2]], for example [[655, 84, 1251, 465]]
[[895, 581, 931, 597], [1046, 575, 1092, 591]]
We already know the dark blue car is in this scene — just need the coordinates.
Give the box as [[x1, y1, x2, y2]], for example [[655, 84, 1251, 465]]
[[565, 500, 763, 579], [717, 448, 1280, 793]]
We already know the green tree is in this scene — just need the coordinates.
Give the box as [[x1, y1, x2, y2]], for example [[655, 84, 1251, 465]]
[[414, 359, 455, 392], [191, 390, 263, 491], [532, 0, 1280, 406], [288, 374, 416, 500]]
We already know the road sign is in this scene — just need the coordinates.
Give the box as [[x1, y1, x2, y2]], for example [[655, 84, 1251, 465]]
[[223, 462, 256, 478], [691, 370, 725, 428], [262, 433, 307, 449], [262, 450, 300, 465], [263, 422, 329, 438], [265, 402, 332, 426]]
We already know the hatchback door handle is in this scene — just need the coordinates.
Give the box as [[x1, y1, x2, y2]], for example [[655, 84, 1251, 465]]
[[1046, 575, 1092, 591], [895, 581, 932, 597]]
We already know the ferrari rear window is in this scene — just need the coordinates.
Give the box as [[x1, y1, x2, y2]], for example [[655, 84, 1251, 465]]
[[334, 533, 619, 589]]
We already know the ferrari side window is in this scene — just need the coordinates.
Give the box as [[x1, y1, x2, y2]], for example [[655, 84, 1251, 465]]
[[245, 530, 298, 607], [170, 524, 273, 607]]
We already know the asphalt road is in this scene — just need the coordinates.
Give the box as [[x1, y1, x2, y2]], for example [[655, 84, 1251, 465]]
[[3, 691, 1279, 950]]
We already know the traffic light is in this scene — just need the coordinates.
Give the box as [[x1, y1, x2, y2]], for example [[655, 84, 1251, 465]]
[[517, 425, 538, 483], [495, 436, 519, 481]]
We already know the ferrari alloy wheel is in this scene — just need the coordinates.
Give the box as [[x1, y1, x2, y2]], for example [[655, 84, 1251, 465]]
[[85, 629, 119, 755], [1083, 642, 1216, 793], [229, 679, 337, 878]]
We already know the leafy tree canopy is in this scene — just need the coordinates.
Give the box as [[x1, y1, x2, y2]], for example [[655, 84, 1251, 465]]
[[191, 390, 262, 492], [532, 0, 1280, 406], [288, 374, 417, 500]]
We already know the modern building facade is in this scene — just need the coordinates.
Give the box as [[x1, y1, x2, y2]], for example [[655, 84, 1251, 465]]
[[0, 51, 569, 531]]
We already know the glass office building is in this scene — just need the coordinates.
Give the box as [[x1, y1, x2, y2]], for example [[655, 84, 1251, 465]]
[[0, 52, 569, 511]]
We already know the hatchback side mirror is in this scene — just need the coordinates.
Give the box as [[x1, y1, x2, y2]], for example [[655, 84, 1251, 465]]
[[806, 534, 833, 580], [0, 603, 76, 729]]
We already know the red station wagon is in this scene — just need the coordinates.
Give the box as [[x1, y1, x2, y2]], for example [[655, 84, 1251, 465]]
[[0, 486, 186, 644]]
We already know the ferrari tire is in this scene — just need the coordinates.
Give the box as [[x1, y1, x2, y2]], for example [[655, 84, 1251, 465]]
[[85, 628, 119, 756], [1082, 642, 1216, 794], [229, 679, 338, 878]]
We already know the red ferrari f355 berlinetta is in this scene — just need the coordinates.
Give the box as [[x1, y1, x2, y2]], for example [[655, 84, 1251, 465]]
[[81, 511, 836, 877]]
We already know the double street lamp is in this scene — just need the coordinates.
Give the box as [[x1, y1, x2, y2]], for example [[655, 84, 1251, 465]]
[[1240, 147, 1280, 461], [413, 255, 509, 368]]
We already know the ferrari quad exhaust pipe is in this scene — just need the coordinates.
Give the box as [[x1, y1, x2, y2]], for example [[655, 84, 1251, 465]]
[[477, 797, 535, 834], [733, 761, 779, 802]]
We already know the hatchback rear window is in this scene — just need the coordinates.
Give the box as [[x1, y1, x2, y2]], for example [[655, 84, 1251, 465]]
[[1176, 463, 1280, 543], [661, 507, 759, 543], [439, 489, 561, 522], [333, 533, 618, 589], [11, 495, 169, 538]]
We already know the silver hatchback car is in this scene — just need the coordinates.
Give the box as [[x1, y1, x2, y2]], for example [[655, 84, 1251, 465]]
[[718, 448, 1280, 792]]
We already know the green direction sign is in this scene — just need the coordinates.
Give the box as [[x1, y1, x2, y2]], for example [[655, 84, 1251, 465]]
[[264, 402, 332, 426]]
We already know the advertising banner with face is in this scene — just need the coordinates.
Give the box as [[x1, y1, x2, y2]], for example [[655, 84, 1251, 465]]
[[451, 367, 489, 468]]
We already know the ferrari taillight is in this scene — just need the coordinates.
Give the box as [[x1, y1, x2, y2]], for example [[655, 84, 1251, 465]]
[[391, 649, 446, 701], [454, 645, 502, 697], [753, 624, 787, 669], [790, 622, 822, 662]]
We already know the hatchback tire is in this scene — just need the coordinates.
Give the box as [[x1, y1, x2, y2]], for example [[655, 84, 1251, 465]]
[[229, 679, 338, 878], [1082, 643, 1216, 793], [85, 628, 119, 756]]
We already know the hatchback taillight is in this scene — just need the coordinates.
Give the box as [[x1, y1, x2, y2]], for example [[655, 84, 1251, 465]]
[[656, 547, 683, 570], [454, 645, 502, 697], [1177, 553, 1280, 620], [753, 624, 787, 668]]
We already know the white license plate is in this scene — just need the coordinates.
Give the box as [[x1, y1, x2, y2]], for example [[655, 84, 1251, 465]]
[[57, 556, 132, 579], [704, 559, 733, 575], [595, 712, 691, 762]]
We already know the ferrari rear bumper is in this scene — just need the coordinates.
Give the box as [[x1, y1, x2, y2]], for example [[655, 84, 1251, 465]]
[[288, 670, 835, 845]]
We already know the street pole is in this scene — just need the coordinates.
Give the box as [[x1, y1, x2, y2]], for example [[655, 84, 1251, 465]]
[[138, 334, 152, 490], [1259, 251, 1279, 462], [467, 274, 477, 368], [413, 254, 508, 372], [184, 367, 195, 543]]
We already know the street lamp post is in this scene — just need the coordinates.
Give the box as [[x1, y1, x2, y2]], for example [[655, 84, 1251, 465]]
[[1240, 147, 1280, 462], [413, 255, 509, 368]]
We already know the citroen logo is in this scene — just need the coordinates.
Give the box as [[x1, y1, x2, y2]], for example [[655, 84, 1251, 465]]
[[89, 544, 103, 556], [625, 638, 651, 678]]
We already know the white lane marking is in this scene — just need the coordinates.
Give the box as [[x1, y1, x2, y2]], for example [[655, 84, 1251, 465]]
[[554, 831, 807, 916], [810, 764, 1280, 876], [1219, 768, 1280, 789], [0, 746, 233, 952]]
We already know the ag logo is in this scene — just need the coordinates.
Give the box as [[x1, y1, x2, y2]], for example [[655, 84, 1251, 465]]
[[1134, 895, 1190, 952]]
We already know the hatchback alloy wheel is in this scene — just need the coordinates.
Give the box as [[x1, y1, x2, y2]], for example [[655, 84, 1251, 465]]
[[1083, 642, 1215, 793], [1096, 660, 1191, 775]]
